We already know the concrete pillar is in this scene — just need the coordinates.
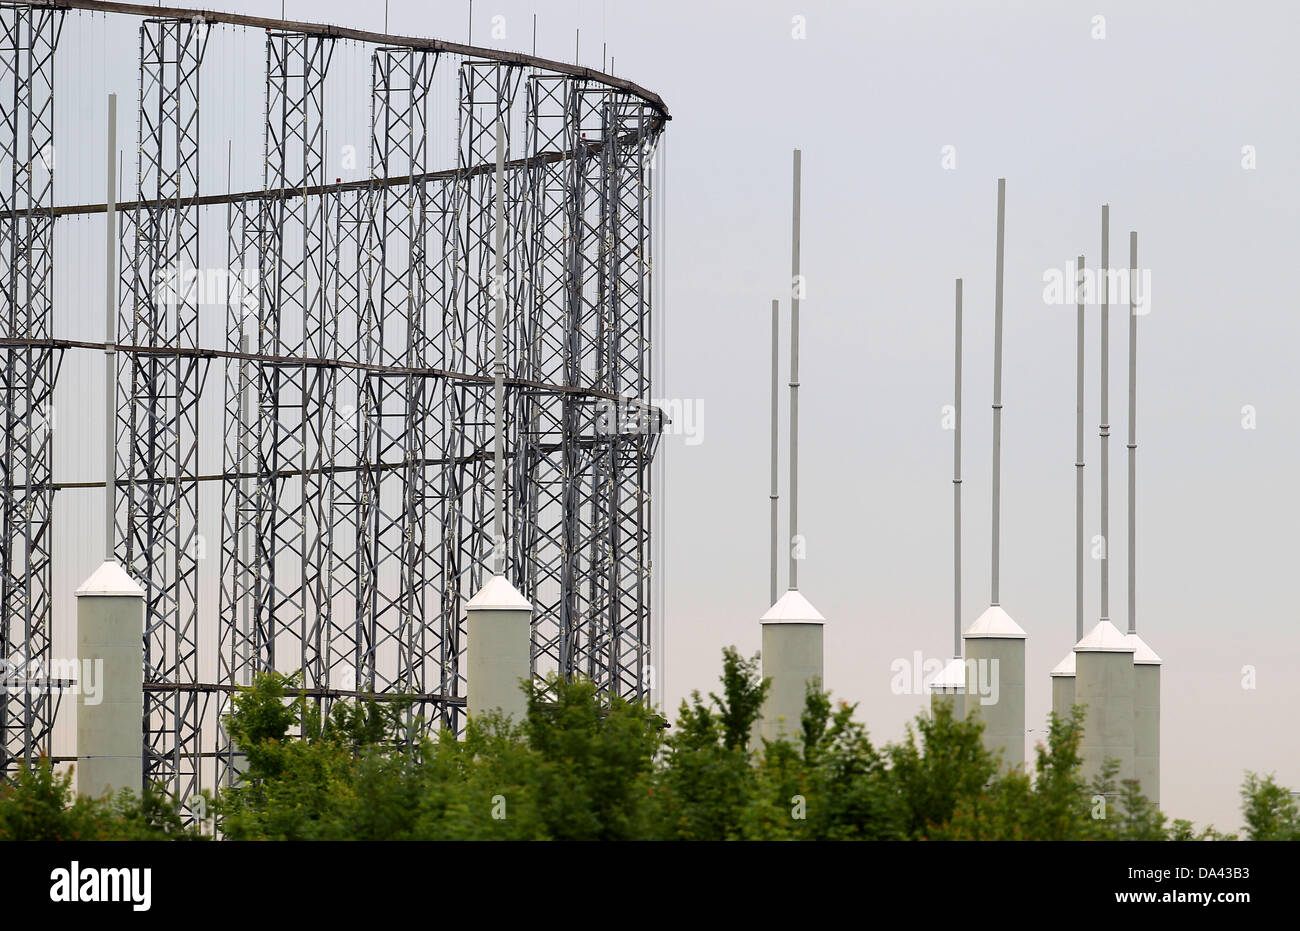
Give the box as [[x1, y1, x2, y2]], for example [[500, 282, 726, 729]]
[[466, 575, 533, 722], [1074, 620, 1135, 785], [929, 656, 966, 721], [1050, 650, 1076, 725], [75, 561, 144, 798], [963, 605, 1026, 770], [1126, 632, 1161, 805], [759, 590, 824, 744]]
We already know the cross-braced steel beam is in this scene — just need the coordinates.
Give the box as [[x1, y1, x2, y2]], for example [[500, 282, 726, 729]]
[[116, 14, 210, 801], [0, 1, 63, 778]]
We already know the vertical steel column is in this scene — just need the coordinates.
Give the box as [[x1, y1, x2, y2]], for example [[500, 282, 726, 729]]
[[446, 60, 521, 723], [119, 15, 208, 799], [216, 194, 261, 788], [258, 30, 334, 694], [521, 74, 577, 689], [602, 96, 656, 699], [0, 2, 63, 777], [360, 46, 436, 708], [570, 85, 610, 689], [324, 183, 369, 707]]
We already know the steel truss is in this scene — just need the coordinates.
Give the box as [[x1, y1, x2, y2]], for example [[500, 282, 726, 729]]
[[0, 1, 62, 778], [0, 3, 667, 809], [116, 13, 210, 801]]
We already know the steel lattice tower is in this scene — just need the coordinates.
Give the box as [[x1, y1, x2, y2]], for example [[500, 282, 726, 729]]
[[0, 1, 62, 778], [0, 1, 667, 812]]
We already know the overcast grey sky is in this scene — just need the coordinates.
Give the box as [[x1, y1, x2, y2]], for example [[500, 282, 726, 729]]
[[572, 0, 1298, 834], [45, 0, 1300, 834], [647, 0, 1299, 835]]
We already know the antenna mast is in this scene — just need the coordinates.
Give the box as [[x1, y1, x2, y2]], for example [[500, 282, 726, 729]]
[[1128, 231, 1138, 633], [104, 93, 117, 562], [492, 119, 506, 575], [1100, 205, 1110, 622], [1076, 254, 1085, 640], [953, 278, 963, 656], [770, 298, 780, 604], [788, 149, 802, 591], [990, 179, 1006, 605]]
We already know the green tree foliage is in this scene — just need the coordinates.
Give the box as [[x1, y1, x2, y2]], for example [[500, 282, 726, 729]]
[[770, 686, 905, 839], [0, 758, 200, 840], [931, 708, 1183, 841], [889, 699, 997, 838], [521, 677, 662, 840], [204, 659, 1289, 841], [5, 647, 1290, 841], [1240, 772, 1300, 840], [654, 647, 764, 839], [712, 647, 768, 751]]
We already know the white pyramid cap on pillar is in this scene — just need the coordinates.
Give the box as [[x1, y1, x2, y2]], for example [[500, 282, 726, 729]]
[[466, 574, 532, 611], [1050, 650, 1076, 677], [930, 656, 967, 691], [760, 590, 825, 625], [75, 560, 144, 598], [1124, 632, 1162, 665], [963, 605, 1025, 639], [1074, 620, 1135, 653]]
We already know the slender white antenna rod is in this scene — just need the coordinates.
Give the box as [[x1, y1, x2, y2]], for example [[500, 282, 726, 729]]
[[990, 178, 1005, 606], [492, 119, 506, 575], [1100, 205, 1110, 621], [788, 149, 802, 591], [1075, 254, 1086, 640], [1127, 231, 1138, 633], [953, 278, 963, 656], [104, 93, 117, 563], [770, 298, 780, 604]]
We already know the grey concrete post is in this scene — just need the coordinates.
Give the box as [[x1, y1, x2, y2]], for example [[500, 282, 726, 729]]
[[76, 561, 144, 798], [1074, 620, 1135, 785], [466, 575, 533, 722], [759, 590, 824, 745]]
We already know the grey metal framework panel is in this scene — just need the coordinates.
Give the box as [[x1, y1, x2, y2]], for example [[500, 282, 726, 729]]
[[1, 5, 666, 812], [215, 30, 337, 770], [520, 73, 577, 686], [0, 1, 63, 778], [116, 15, 209, 801], [359, 47, 436, 716]]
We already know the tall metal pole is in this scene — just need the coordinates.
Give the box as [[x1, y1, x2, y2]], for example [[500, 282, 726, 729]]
[[104, 93, 117, 563], [1128, 231, 1138, 634], [788, 149, 801, 591], [770, 298, 780, 604], [1100, 205, 1110, 622], [953, 278, 963, 657], [233, 139, 251, 685], [990, 178, 1005, 606], [493, 119, 507, 575], [1075, 254, 1086, 640]]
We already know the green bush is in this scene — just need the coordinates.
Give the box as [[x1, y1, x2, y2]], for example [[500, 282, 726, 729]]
[[0, 758, 200, 840], [4, 647, 1283, 841]]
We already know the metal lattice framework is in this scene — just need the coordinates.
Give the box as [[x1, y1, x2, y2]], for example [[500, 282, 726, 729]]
[[117, 11, 209, 805], [0, 1, 667, 807], [0, 0, 62, 778]]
